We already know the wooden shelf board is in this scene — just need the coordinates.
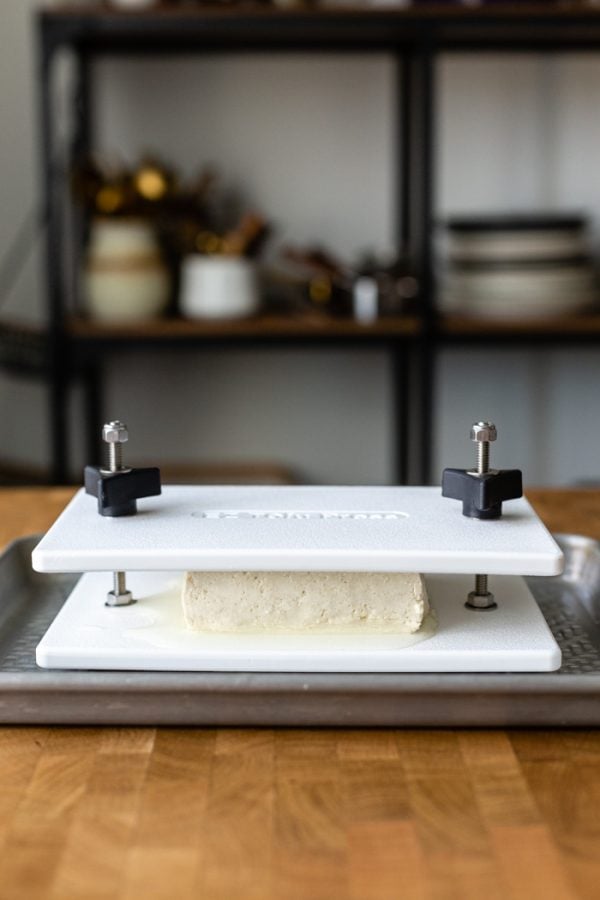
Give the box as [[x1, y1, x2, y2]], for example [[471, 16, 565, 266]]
[[59, 312, 600, 342], [439, 313, 600, 337], [42, 4, 600, 24], [39, 4, 600, 55], [65, 313, 422, 342]]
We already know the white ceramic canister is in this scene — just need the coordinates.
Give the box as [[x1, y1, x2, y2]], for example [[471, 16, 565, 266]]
[[84, 218, 170, 322], [179, 255, 260, 320]]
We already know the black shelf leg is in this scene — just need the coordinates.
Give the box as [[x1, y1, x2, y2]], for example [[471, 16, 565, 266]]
[[39, 32, 69, 485], [391, 342, 410, 485], [73, 48, 100, 471], [416, 337, 436, 485], [398, 47, 436, 484], [83, 364, 103, 467]]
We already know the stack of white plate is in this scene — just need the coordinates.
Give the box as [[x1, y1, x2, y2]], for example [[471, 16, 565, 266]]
[[438, 214, 598, 319]]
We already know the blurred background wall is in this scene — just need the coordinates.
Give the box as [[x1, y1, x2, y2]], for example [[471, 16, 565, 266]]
[[1, 0, 600, 485]]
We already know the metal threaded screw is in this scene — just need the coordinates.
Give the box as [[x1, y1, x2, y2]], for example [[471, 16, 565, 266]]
[[466, 575, 497, 611], [108, 444, 123, 472], [114, 571, 127, 596], [477, 442, 489, 475], [108, 441, 122, 472], [106, 578, 134, 607], [471, 421, 497, 475], [101, 420, 135, 607], [475, 573, 489, 595], [102, 420, 129, 473], [466, 421, 498, 611]]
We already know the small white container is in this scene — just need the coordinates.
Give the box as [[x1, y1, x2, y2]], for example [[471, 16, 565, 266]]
[[180, 255, 260, 320], [84, 218, 170, 323], [353, 276, 379, 323]]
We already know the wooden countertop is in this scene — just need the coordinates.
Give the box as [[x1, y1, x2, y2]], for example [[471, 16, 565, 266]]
[[0, 487, 598, 900]]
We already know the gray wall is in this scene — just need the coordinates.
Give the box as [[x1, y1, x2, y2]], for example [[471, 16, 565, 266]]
[[1, 0, 600, 484]]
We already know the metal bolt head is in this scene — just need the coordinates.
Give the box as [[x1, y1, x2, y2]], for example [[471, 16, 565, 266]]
[[102, 421, 129, 444], [466, 590, 497, 611], [470, 421, 497, 444], [106, 589, 135, 607]]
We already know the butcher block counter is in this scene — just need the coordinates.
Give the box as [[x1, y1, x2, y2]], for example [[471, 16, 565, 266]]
[[0, 487, 598, 900]]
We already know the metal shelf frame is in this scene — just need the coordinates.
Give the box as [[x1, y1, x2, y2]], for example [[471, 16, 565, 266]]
[[37, 4, 600, 485]]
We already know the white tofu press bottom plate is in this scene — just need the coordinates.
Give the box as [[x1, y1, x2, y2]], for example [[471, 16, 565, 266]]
[[36, 571, 561, 673]]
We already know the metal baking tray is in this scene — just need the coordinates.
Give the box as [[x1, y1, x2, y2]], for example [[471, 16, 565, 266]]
[[1, 533, 599, 726]]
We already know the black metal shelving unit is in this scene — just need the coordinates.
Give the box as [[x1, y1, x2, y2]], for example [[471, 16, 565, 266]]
[[36, 4, 600, 485]]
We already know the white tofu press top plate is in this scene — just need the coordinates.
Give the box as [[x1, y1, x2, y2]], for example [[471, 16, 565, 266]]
[[32, 485, 563, 576]]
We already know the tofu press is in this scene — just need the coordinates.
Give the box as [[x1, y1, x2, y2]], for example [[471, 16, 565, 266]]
[[30, 417, 564, 674]]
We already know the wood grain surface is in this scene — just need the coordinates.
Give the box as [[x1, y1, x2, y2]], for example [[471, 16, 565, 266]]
[[0, 487, 598, 900], [66, 313, 421, 342]]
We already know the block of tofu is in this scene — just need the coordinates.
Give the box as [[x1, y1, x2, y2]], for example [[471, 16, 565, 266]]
[[182, 571, 429, 634]]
